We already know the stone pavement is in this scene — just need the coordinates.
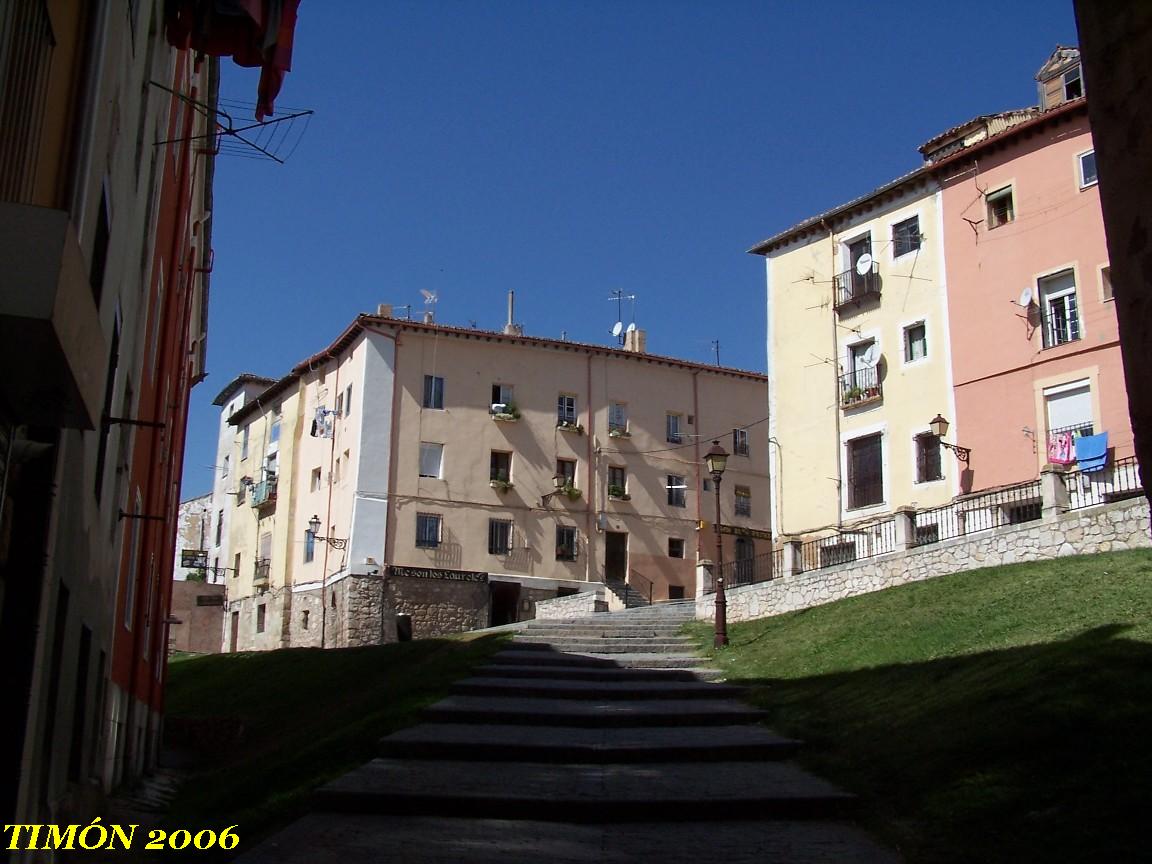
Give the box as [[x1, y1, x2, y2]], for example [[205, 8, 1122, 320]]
[[237, 602, 899, 863]]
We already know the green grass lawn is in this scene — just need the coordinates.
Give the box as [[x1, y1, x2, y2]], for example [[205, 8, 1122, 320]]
[[162, 633, 507, 849], [689, 548, 1152, 864]]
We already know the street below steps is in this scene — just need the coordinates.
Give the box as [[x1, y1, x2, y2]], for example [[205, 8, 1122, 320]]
[[237, 602, 898, 863]]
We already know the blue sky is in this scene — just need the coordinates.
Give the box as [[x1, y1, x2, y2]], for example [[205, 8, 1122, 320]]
[[181, 0, 1078, 498]]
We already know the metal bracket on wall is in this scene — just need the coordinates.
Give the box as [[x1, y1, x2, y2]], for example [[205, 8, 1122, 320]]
[[105, 416, 166, 429]]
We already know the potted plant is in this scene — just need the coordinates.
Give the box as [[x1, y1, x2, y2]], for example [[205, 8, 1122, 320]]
[[557, 420, 584, 434], [608, 427, 631, 438], [492, 402, 521, 421], [490, 470, 514, 491], [608, 484, 630, 501], [563, 484, 582, 501]]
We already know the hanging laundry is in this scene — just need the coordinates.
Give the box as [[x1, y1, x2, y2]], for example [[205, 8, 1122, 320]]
[[1074, 432, 1109, 473], [1047, 431, 1075, 465], [310, 406, 333, 438]]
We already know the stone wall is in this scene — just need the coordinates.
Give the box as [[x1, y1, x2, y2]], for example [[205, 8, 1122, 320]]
[[168, 581, 224, 653], [697, 498, 1150, 623], [535, 590, 609, 619], [385, 574, 490, 638]]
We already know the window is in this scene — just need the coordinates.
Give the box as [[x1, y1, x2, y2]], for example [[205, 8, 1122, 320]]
[[1039, 270, 1080, 348], [557, 393, 577, 425], [490, 451, 512, 483], [233, 553, 240, 579], [666, 413, 682, 444], [304, 529, 315, 563], [256, 604, 266, 633], [491, 383, 514, 409], [1078, 150, 1097, 188], [1101, 265, 1113, 301], [734, 485, 751, 517], [556, 526, 578, 561], [668, 538, 685, 559], [556, 458, 576, 487], [488, 519, 512, 555], [892, 216, 921, 257], [241, 425, 250, 459], [904, 322, 927, 363], [310, 467, 322, 491], [302, 610, 310, 630], [215, 509, 223, 546], [1063, 64, 1082, 101], [416, 513, 442, 548], [222, 454, 230, 478], [344, 384, 353, 418], [333, 457, 341, 485], [335, 392, 344, 417], [609, 402, 628, 433], [1045, 381, 1093, 448], [667, 474, 686, 508], [269, 407, 281, 443], [668, 585, 686, 600], [915, 433, 943, 483], [419, 442, 443, 479], [986, 187, 1014, 229], [846, 433, 883, 509], [608, 465, 627, 498], [732, 428, 749, 456], [423, 375, 444, 409]]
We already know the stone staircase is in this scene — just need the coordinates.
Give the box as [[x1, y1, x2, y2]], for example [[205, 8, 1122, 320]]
[[237, 602, 898, 863], [605, 578, 653, 608]]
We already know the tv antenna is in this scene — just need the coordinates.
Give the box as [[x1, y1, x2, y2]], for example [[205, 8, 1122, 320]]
[[607, 290, 637, 344], [712, 340, 721, 366], [420, 289, 438, 323]]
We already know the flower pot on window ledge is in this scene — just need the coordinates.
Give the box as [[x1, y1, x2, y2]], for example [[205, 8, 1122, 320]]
[[609, 428, 631, 438], [490, 479, 515, 492], [557, 421, 584, 434], [608, 485, 631, 501], [491, 403, 521, 422], [563, 485, 582, 501]]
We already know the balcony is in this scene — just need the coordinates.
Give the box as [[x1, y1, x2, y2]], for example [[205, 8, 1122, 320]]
[[834, 262, 881, 311], [251, 477, 278, 507], [839, 367, 882, 409], [253, 558, 270, 587]]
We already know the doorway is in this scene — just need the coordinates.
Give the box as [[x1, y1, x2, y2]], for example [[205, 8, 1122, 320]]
[[605, 531, 628, 582], [489, 581, 521, 627], [229, 611, 239, 652]]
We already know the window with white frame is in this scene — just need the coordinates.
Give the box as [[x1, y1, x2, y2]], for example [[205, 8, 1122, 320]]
[[666, 413, 683, 444], [609, 401, 628, 433], [335, 392, 344, 417], [1044, 380, 1093, 442], [222, 454, 230, 478], [667, 474, 686, 508], [904, 322, 927, 363], [310, 467, 322, 491], [1039, 270, 1080, 348], [1078, 150, 1097, 188], [241, 425, 250, 460], [423, 375, 444, 409], [1063, 64, 1082, 101], [986, 187, 1014, 228], [557, 393, 577, 425], [416, 513, 442, 548], [344, 384, 353, 418], [491, 383, 514, 411], [732, 428, 749, 456], [608, 465, 627, 498], [490, 451, 512, 484], [1101, 265, 1113, 301], [892, 215, 921, 257], [419, 442, 443, 478], [556, 458, 576, 488], [488, 519, 512, 555]]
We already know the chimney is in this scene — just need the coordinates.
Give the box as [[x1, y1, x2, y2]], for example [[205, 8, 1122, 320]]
[[503, 289, 523, 336], [623, 328, 647, 353], [423, 310, 434, 324], [376, 303, 392, 318]]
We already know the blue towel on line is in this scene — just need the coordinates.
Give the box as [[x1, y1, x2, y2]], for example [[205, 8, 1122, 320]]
[[1075, 432, 1109, 472]]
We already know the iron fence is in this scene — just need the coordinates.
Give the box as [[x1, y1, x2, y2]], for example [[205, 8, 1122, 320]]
[[1065, 455, 1144, 511], [910, 480, 1043, 548], [834, 262, 881, 308], [795, 518, 897, 573], [703, 549, 781, 593]]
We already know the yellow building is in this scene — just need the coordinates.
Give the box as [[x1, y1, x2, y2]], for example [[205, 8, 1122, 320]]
[[221, 312, 771, 650], [750, 174, 958, 542]]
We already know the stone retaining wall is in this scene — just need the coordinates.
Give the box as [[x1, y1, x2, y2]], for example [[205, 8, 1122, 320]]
[[535, 590, 608, 619], [697, 498, 1150, 623]]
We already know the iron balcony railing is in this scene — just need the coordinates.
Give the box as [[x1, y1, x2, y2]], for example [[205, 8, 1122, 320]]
[[1064, 455, 1143, 511], [253, 558, 270, 584], [834, 262, 881, 309], [840, 366, 882, 409], [250, 477, 277, 507]]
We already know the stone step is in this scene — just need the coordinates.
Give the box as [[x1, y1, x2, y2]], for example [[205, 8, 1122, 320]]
[[509, 638, 696, 654], [452, 676, 742, 701], [472, 663, 724, 682], [422, 694, 767, 727], [489, 649, 714, 670], [236, 813, 900, 864], [379, 723, 801, 764], [522, 626, 688, 637], [315, 758, 856, 822]]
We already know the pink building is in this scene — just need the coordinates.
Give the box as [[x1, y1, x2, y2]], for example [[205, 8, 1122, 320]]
[[934, 52, 1131, 492]]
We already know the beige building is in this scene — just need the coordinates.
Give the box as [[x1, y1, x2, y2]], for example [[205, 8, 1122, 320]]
[[220, 312, 770, 650], [751, 174, 957, 542]]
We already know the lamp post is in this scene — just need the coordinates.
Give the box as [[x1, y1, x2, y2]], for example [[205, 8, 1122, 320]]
[[929, 414, 972, 463], [705, 440, 729, 648], [307, 515, 348, 649]]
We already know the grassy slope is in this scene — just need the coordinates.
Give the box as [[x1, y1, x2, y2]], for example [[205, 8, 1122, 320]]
[[689, 549, 1152, 864], [163, 634, 506, 845]]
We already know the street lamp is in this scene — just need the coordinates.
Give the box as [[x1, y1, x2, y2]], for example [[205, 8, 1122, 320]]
[[705, 440, 729, 648], [307, 514, 348, 549], [539, 472, 568, 506], [928, 414, 972, 463]]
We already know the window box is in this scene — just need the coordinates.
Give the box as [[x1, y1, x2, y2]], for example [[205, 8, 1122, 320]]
[[490, 479, 515, 492], [557, 420, 584, 434], [608, 484, 630, 501], [609, 427, 631, 438], [562, 485, 582, 501], [490, 402, 521, 421]]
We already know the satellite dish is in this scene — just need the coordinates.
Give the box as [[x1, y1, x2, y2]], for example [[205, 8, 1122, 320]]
[[420, 289, 438, 303], [855, 253, 874, 276], [861, 343, 878, 366], [1018, 287, 1034, 307], [626, 322, 637, 333], [611, 321, 623, 337]]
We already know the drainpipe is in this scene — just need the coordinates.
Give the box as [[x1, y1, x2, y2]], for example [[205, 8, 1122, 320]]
[[822, 218, 844, 528], [585, 353, 594, 584], [320, 359, 341, 648]]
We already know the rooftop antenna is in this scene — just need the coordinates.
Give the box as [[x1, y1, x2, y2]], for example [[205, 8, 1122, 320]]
[[607, 290, 636, 345], [712, 340, 721, 366], [420, 289, 438, 324]]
